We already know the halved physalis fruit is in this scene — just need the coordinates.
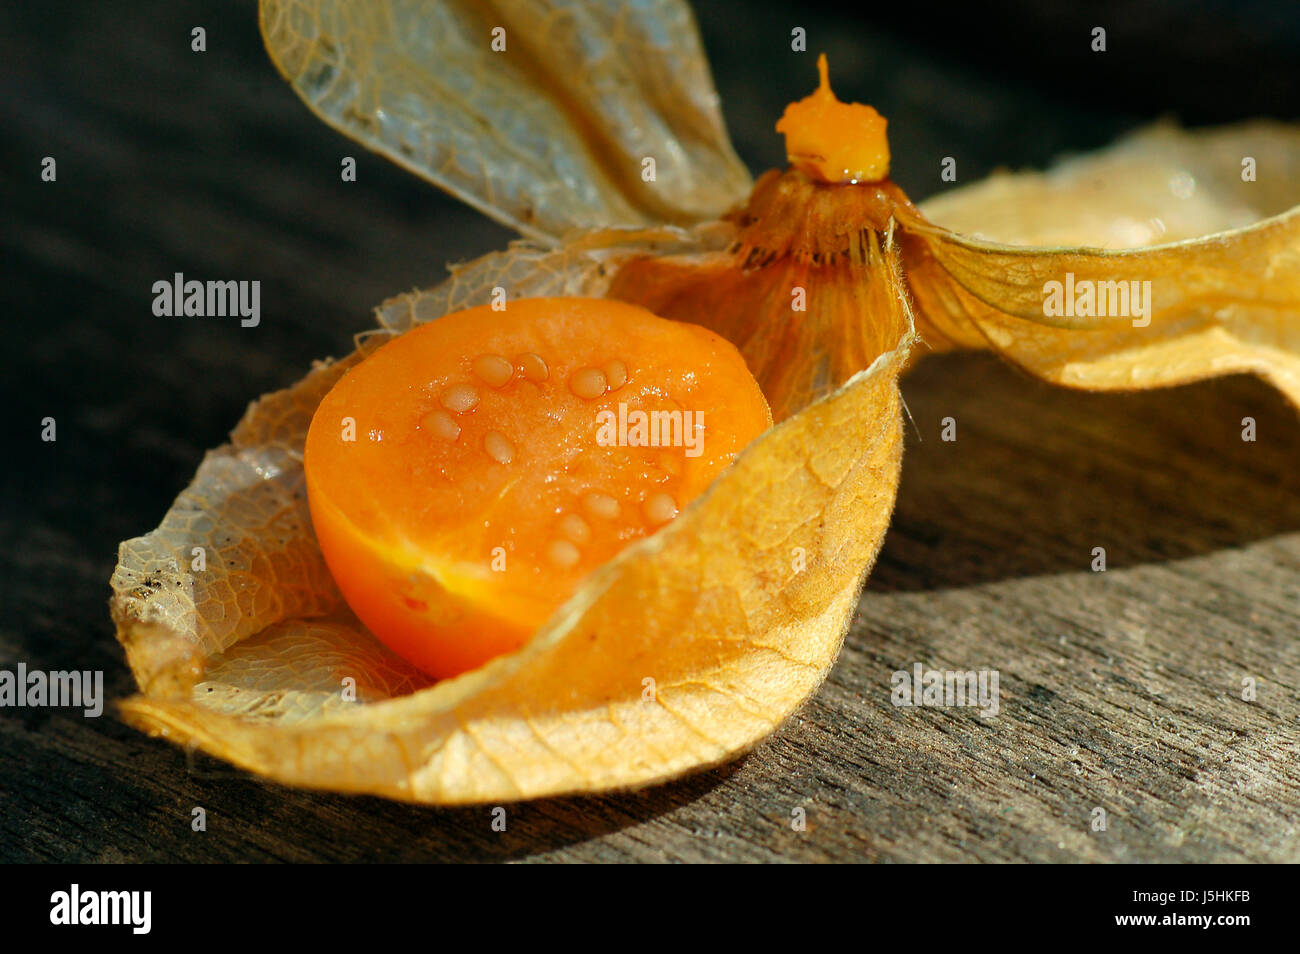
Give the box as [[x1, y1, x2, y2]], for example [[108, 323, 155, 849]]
[[304, 297, 772, 679]]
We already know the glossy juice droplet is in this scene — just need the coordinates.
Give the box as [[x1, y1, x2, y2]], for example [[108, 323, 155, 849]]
[[775, 53, 890, 184]]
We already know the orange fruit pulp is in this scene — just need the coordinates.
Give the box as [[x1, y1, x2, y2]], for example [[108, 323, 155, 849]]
[[305, 297, 772, 679]]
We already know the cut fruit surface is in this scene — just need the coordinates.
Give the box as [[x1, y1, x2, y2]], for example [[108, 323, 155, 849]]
[[304, 297, 772, 678]]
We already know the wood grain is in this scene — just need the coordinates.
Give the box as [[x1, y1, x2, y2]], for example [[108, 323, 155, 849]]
[[4, 0, 1298, 862]]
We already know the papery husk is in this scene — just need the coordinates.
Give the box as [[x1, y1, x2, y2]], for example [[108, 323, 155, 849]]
[[903, 122, 1300, 405], [115, 0, 919, 804], [114, 0, 1300, 802], [111, 224, 916, 802], [258, 0, 752, 243]]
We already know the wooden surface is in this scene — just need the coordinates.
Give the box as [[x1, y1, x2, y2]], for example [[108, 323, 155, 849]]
[[4, 0, 1299, 862]]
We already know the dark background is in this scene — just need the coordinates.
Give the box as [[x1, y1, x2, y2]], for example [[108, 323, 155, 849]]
[[2, 0, 1298, 862]]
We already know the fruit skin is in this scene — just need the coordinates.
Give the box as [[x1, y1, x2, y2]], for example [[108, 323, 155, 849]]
[[304, 297, 772, 679]]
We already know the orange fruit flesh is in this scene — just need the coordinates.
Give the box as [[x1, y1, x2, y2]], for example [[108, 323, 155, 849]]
[[776, 53, 890, 184], [305, 297, 772, 679]]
